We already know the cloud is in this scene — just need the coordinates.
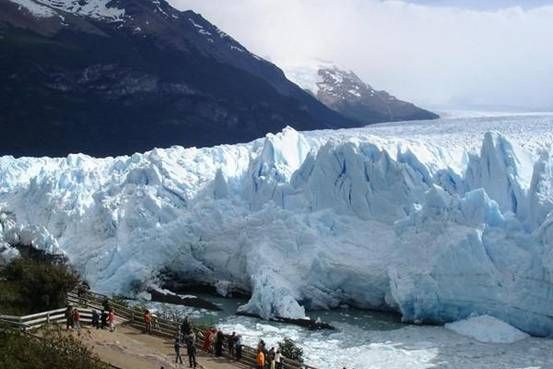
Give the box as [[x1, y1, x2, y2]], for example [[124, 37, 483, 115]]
[[171, 0, 553, 110]]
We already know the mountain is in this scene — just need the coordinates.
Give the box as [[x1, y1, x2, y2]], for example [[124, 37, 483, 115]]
[[0, 0, 359, 157], [283, 62, 439, 124]]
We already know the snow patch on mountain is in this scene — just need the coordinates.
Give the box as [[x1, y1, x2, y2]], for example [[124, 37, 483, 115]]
[[33, 0, 124, 21], [8, 0, 57, 18], [1, 115, 553, 336], [281, 60, 349, 97]]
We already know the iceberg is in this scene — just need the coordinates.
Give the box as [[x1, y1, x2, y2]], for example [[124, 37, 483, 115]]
[[1, 114, 553, 336], [445, 315, 529, 343]]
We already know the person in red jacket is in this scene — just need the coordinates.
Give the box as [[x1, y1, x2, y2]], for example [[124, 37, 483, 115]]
[[143, 309, 152, 334], [107, 309, 115, 332], [72, 309, 81, 333]]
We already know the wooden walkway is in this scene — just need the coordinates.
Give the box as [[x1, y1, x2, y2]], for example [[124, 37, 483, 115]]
[[76, 323, 247, 369], [1, 290, 317, 369], [65, 291, 316, 369]]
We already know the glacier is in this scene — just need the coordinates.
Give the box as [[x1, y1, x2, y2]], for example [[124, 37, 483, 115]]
[[0, 114, 553, 336]]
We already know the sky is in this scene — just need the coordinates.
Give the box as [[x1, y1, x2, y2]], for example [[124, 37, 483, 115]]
[[172, 0, 553, 111]]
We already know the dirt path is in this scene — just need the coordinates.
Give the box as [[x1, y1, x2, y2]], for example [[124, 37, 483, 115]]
[[73, 324, 246, 369]]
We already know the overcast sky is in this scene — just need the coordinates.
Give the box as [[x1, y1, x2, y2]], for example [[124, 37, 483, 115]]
[[172, 0, 553, 110]]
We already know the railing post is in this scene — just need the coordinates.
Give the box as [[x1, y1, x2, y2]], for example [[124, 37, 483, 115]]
[[46, 312, 50, 325]]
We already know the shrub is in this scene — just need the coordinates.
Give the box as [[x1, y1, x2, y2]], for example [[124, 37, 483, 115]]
[[278, 337, 304, 363], [0, 327, 109, 369], [1, 256, 80, 313]]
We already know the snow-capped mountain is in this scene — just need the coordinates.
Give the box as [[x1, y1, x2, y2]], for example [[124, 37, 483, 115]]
[[283, 62, 439, 123], [0, 0, 359, 157], [1, 114, 553, 337]]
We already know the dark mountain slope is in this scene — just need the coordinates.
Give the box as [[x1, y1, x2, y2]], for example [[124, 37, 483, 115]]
[[0, 0, 358, 157]]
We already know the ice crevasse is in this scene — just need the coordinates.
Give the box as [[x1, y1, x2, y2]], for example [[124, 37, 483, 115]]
[[0, 121, 553, 336]]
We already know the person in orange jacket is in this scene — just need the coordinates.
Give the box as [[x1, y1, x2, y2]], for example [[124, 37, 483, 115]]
[[256, 348, 265, 369], [144, 309, 152, 334]]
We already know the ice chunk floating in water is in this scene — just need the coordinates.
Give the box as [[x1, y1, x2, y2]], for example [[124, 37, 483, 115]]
[[1, 114, 553, 336], [445, 315, 529, 343]]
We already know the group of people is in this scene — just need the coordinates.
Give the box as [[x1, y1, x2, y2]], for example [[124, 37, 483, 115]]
[[64, 305, 115, 332], [256, 339, 282, 369], [202, 327, 243, 361], [173, 316, 198, 368], [91, 307, 116, 332], [64, 305, 81, 332], [142, 311, 290, 369]]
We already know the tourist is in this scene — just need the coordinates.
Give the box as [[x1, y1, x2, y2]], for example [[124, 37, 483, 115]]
[[186, 332, 198, 368], [100, 309, 107, 329], [152, 312, 159, 331], [108, 309, 115, 332], [181, 316, 192, 335], [174, 335, 184, 364], [77, 282, 89, 303], [256, 348, 265, 369], [268, 347, 276, 369], [91, 309, 99, 329], [64, 305, 73, 330], [102, 298, 110, 312], [214, 329, 224, 357], [235, 334, 242, 361], [275, 349, 282, 369], [144, 309, 152, 334], [258, 339, 268, 361], [258, 339, 266, 352], [73, 308, 81, 332], [202, 328, 213, 353], [227, 331, 236, 356]]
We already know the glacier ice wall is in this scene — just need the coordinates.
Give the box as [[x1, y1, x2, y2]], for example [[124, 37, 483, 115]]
[[1, 117, 553, 336]]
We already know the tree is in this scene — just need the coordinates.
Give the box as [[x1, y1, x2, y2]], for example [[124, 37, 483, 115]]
[[0, 327, 109, 369], [2, 256, 80, 313], [278, 337, 304, 363]]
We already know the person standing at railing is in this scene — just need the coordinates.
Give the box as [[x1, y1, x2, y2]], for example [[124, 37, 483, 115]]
[[144, 309, 152, 334], [234, 334, 242, 361], [268, 347, 276, 369], [108, 309, 115, 332], [228, 331, 236, 357], [92, 309, 100, 329], [202, 328, 215, 353], [214, 329, 224, 357], [73, 309, 81, 333], [185, 332, 198, 368], [101, 309, 107, 329], [256, 348, 266, 369], [181, 316, 192, 335], [174, 335, 184, 364], [65, 305, 74, 330], [275, 348, 282, 369]]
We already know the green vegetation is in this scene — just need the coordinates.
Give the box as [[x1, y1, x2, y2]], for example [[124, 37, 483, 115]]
[[278, 337, 304, 363], [0, 248, 80, 315], [0, 327, 109, 369]]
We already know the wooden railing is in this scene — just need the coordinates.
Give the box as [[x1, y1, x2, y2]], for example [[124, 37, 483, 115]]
[[67, 290, 318, 369], [0, 306, 95, 331], [0, 310, 122, 369]]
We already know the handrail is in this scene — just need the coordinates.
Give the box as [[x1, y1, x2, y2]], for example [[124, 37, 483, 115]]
[[1, 290, 317, 369], [69, 289, 316, 369]]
